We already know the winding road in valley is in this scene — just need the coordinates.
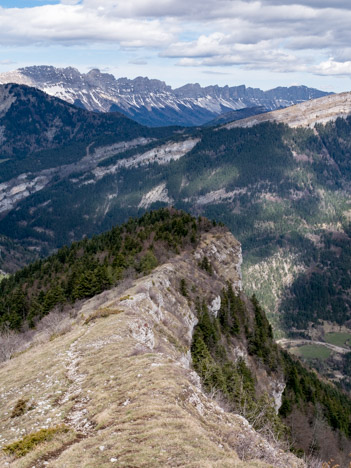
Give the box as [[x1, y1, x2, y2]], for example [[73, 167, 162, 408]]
[[277, 338, 350, 355]]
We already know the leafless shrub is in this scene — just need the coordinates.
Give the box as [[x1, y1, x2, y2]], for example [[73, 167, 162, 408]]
[[213, 391, 232, 413], [149, 288, 159, 305], [84, 308, 122, 325], [305, 456, 323, 468], [36, 310, 72, 338], [32, 330, 51, 345], [134, 284, 148, 295], [123, 267, 137, 280], [128, 345, 147, 356], [231, 431, 257, 461], [0, 326, 26, 362], [162, 317, 170, 328]]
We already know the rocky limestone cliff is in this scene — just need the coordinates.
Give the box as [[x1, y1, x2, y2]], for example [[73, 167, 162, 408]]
[[0, 230, 304, 468], [224, 91, 351, 129]]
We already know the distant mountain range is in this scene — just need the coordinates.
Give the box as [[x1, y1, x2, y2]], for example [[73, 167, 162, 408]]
[[0, 65, 331, 127]]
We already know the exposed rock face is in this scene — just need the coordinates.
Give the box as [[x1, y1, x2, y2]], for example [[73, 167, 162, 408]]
[[0, 231, 304, 467], [92, 138, 200, 181], [138, 183, 173, 209], [0, 174, 50, 215], [0, 65, 329, 127], [0, 86, 16, 119], [194, 230, 243, 291], [0, 137, 198, 217], [225, 91, 351, 129]]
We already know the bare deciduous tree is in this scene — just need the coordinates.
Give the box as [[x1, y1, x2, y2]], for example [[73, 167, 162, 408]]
[[36, 310, 72, 338]]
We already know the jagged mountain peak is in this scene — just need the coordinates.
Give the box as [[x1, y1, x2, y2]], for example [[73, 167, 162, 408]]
[[86, 67, 104, 76], [0, 65, 330, 127], [17, 65, 83, 85], [174, 82, 204, 96], [119, 75, 171, 93]]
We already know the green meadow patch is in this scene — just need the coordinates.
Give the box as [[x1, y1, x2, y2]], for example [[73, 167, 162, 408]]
[[294, 344, 331, 361], [325, 332, 351, 348]]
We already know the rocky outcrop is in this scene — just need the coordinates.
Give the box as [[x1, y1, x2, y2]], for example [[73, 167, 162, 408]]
[[0, 137, 197, 217], [0, 231, 304, 467], [225, 91, 351, 129]]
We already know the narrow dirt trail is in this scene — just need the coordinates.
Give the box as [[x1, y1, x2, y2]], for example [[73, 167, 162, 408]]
[[59, 329, 95, 435]]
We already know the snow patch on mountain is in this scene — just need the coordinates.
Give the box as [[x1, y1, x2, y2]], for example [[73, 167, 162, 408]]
[[0, 70, 34, 87], [0, 66, 330, 127]]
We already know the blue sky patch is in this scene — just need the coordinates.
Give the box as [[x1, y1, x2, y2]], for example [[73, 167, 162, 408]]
[[0, 1, 60, 8]]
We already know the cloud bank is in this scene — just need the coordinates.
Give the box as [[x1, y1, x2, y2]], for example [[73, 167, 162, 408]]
[[0, 0, 350, 77]]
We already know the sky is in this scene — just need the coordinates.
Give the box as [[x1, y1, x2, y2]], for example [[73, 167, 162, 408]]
[[0, 0, 351, 92]]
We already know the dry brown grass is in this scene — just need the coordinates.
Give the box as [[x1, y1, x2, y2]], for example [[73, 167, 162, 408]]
[[83, 307, 122, 325], [0, 232, 304, 468]]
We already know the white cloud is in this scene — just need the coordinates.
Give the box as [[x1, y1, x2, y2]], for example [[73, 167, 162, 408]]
[[0, 1, 351, 80], [0, 4, 176, 47], [60, 0, 81, 4], [261, 0, 351, 9], [313, 59, 351, 76], [202, 70, 231, 75], [80, 0, 246, 19], [0, 59, 16, 65], [129, 59, 148, 65], [164, 33, 306, 73]]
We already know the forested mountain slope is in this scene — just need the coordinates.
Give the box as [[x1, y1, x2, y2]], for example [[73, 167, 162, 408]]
[[1, 209, 351, 466], [2, 109, 350, 331], [0, 83, 150, 161], [0, 234, 37, 274], [0, 83, 182, 257]]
